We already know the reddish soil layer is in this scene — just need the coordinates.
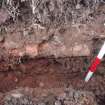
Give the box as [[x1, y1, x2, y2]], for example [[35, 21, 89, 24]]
[[0, 56, 105, 104]]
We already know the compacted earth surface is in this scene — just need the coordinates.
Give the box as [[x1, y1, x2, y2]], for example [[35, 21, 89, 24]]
[[0, 0, 105, 105]]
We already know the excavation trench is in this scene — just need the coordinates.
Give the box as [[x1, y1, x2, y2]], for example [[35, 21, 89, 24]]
[[0, 33, 105, 105], [0, 0, 105, 105], [0, 56, 105, 105]]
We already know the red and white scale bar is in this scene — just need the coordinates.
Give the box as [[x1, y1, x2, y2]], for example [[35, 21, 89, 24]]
[[85, 42, 105, 82]]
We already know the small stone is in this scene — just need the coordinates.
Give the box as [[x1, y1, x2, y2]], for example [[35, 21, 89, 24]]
[[14, 77, 18, 83], [25, 44, 38, 57], [11, 93, 23, 98], [73, 44, 82, 52], [76, 4, 81, 9], [55, 100, 61, 105], [39, 82, 44, 87], [23, 30, 28, 36]]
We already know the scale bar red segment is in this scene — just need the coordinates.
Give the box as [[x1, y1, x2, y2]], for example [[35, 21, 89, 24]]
[[89, 57, 101, 72]]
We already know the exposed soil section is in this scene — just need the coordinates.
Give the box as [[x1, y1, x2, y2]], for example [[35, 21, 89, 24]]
[[0, 0, 105, 105], [0, 0, 105, 58], [0, 56, 105, 104]]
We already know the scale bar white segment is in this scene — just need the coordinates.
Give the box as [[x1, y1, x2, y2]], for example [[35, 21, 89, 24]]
[[85, 71, 94, 82], [97, 42, 105, 59]]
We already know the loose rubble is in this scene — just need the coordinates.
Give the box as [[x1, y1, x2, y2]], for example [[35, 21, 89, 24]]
[[3, 87, 97, 105]]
